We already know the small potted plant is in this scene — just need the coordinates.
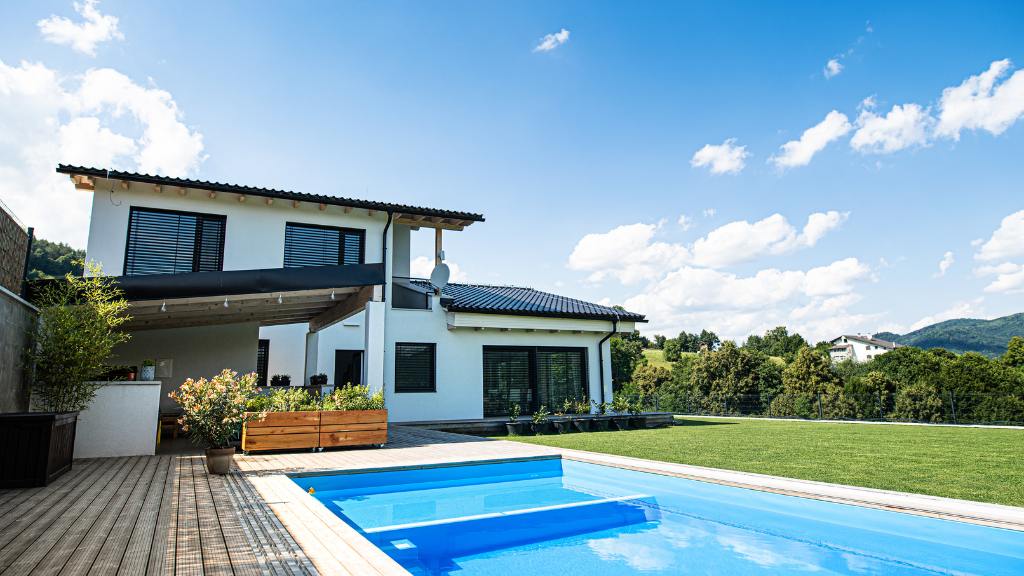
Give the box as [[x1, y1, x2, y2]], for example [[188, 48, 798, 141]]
[[531, 405, 551, 435], [551, 400, 572, 434], [270, 374, 291, 387], [591, 400, 611, 431], [309, 373, 328, 387], [140, 359, 157, 381], [611, 395, 632, 430], [628, 399, 648, 429], [571, 398, 591, 432], [505, 403, 525, 435], [170, 369, 259, 474]]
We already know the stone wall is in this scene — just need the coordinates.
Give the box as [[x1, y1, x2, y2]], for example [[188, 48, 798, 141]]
[[0, 199, 28, 294], [0, 286, 36, 412]]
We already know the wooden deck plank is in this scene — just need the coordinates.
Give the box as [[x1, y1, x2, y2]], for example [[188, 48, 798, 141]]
[[190, 457, 233, 576], [148, 456, 182, 576], [0, 459, 98, 532], [0, 457, 134, 574], [204, 465, 263, 576], [82, 456, 161, 575], [110, 455, 172, 576], [174, 457, 203, 576], [44, 456, 152, 576]]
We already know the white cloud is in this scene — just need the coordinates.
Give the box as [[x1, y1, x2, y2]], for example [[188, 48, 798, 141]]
[[909, 298, 987, 331], [567, 222, 689, 285], [936, 59, 1024, 140], [771, 110, 852, 169], [0, 58, 206, 245], [624, 257, 873, 342], [533, 28, 570, 53], [37, 0, 123, 56], [975, 209, 1024, 262], [824, 59, 843, 79], [983, 266, 1024, 294], [935, 251, 955, 277], [690, 211, 847, 268], [690, 138, 749, 174], [703, 208, 716, 218], [410, 256, 468, 282], [851, 103, 934, 154], [677, 214, 693, 231]]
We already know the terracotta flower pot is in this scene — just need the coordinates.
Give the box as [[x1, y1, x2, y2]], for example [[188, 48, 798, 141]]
[[205, 447, 235, 474]]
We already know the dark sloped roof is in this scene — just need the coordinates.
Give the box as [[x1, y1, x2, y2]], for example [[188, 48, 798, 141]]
[[408, 279, 645, 322], [56, 165, 484, 223]]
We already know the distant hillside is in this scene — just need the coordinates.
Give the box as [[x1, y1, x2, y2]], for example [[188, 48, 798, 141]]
[[875, 313, 1024, 357]]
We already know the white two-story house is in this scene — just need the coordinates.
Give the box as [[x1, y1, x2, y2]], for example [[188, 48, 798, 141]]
[[829, 334, 898, 363], [57, 165, 644, 423]]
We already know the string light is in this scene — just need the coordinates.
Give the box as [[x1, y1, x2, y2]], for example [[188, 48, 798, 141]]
[[330, 290, 335, 300], [223, 298, 229, 308], [278, 294, 283, 304], [160, 301, 166, 312]]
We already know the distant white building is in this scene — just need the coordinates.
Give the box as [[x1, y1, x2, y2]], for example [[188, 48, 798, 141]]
[[829, 334, 899, 363]]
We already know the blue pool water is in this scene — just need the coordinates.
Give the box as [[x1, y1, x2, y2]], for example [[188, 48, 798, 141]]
[[295, 458, 1024, 575]]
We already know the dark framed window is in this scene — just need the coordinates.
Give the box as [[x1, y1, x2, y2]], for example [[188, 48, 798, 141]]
[[284, 222, 365, 268], [256, 339, 270, 387], [483, 346, 588, 417], [124, 207, 226, 276], [395, 342, 436, 393]]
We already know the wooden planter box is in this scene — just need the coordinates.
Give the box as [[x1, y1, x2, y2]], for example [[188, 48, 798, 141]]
[[0, 412, 78, 488], [320, 410, 387, 448], [241, 410, 388, 453], [242, 411, 319, 452]]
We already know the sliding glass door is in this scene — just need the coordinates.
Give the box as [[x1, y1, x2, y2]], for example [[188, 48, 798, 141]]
[[482, 346, 588, 417]]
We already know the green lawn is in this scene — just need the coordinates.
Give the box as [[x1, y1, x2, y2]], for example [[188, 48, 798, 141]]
[[641, 348, 673, 369], [507, 417, 1024, 507]]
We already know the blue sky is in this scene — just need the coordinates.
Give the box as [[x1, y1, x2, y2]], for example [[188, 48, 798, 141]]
[[1, 1, 1022, 342]]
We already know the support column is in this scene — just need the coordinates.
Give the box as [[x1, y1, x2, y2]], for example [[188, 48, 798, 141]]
[[600, 336, 614, 405], [363, 300, 386, 394], [303, 330, 319, 386]]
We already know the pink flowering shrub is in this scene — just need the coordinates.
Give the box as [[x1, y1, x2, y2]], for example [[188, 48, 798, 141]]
[[169, 369, 259, 449]]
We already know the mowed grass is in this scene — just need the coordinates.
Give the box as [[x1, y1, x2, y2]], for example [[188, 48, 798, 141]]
[[507, 417, 1024, 507], [641, 348, 673, 369]]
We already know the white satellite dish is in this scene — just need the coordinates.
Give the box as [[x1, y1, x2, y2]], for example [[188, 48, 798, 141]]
[[429, 262, 450, 293]]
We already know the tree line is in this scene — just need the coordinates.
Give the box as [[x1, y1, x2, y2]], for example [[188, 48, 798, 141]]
[[613, 326, 1024, 424]]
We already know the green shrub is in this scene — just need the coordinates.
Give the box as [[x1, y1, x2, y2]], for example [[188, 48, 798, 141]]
[[893, 379, 946, 423], [322, 384, 384, 411]]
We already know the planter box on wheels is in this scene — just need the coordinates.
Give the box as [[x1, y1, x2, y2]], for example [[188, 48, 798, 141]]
[[0, 412, 78, 488], [320, 410, 387, 448], [242, 411, 319, 452]]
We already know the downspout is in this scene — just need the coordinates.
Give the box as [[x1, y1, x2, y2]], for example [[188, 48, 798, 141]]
[[380, 211, 393, 302], [20, 227, 34, 298], [597, 317, 618, 406]]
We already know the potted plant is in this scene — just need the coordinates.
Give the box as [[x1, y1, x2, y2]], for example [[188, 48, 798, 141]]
[[505, 403, 525, 435], [571, 398, 591, 432], [530, 405, 551, 435], [318, 384, 388, 449], [591, 400, 611, 431], [611, 395, 632, 430], [1, 264, 129, 488], [270, 374, 291, 387], [309, 373, 328, 387], [628, 399, 648, 429], [550, 401, 571, 434], [140, 359, 157, 381], [170, 369, 259, 474]]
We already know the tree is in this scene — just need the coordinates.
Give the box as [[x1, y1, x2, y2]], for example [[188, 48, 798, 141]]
[[690, 341, 777, 414], [653, 335, 667, 350], [772, 346, 852, 418], [662, 338, 682, 362], [743, 326, 808, 360], [27, 238, 85, 280], [631, 364, 671, 399], [1003, 336, 1024, 369], [698, 329, 720, 352], [25, 263, 130, 412], [610, 335, 645, 390]]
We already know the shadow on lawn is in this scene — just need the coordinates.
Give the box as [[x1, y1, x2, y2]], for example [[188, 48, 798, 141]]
[[671, 418, 737, 427]]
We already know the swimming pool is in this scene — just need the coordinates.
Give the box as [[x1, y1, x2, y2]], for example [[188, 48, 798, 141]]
[[294, 457, 1024, 575]]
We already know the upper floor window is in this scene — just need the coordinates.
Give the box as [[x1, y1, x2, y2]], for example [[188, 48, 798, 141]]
[[284, 222, 365, 268], [124, 207, 226, 276]]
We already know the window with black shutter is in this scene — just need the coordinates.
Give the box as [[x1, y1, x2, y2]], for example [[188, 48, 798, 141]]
[[284, 223, 365, 268], [395, 343, 436, 393], [256, 339, 270, 387], [124, 207, 226, 276], [482, 346, 587, 417]]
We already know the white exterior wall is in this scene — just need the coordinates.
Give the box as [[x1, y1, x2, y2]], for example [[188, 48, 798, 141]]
[[75, 381, 161, 458], [84, 181, 387, 275], [830, 337, 894, 363], [113, 322, 259, 412]]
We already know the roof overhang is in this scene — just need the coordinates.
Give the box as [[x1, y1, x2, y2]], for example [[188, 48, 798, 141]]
[[56, 165, 484, 230]]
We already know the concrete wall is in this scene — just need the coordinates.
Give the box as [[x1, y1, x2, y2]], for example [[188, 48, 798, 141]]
[[0, 286, 36, 413], [75, 381, 161, 458], [84, 181, 387, 276], [113, 322, 259, 412]]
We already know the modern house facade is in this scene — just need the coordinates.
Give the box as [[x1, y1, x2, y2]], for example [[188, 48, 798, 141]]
[[59, 165, 643, 423], [829, 334, 898, 363]]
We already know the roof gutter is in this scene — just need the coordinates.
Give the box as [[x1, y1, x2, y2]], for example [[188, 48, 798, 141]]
[[597, 317, 618, 406]]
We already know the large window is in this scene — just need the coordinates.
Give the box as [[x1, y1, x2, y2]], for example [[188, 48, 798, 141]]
[[395, 343, 436, 393], [483, 346, 588, 417], [124, 207, 226, 276], [256, 339, 270, 387], [284, 222, 365, 268]]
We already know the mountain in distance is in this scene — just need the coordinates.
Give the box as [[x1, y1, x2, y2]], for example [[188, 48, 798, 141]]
[[875, 312, 1024, 357]]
